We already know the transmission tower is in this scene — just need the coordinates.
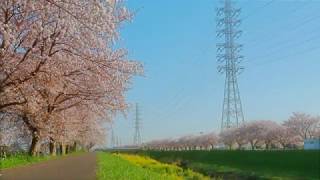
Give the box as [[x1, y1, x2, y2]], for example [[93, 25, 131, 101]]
[[116, 136, 122, 147], [133, 103, 142, 145], [110, 124, 115, 148], [217, 0, 245, 130], [116, 136, 120, 147]]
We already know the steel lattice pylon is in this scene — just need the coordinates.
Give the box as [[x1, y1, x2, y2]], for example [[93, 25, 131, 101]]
[[217, 0, 245, 130], [133, 103, 142, 145], [110, 124, 115, 148]]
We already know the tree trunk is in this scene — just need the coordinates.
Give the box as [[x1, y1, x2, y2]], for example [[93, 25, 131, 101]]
[[72, 141, 77, 152], [61, 143, 66, 155], [29, 132, 40, 156], [66, 145, 70, 154], [22, 116, 40, 156], [266, 143, 270, 150], [49, 141, 56, 156], [250, 141, 255, 150]]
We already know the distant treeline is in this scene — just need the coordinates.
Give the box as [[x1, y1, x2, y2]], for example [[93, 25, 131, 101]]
[[144, 112, 320, 150]]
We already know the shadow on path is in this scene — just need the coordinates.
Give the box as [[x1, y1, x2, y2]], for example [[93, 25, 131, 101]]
[[1, 153, 96, 180]]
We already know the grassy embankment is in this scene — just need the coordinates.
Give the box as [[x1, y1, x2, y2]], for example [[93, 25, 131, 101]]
[[97, 152, 211, 180], [0, 151, 84, 170], [0, 153, 55, 169], [135, 150, 320, 180]]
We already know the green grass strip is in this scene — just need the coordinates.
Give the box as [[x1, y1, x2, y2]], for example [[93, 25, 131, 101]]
[[1, 154, 54, 170], [97, 152, 177, 180], [116, 153, 210, 180], [0, 151, 85, 170]]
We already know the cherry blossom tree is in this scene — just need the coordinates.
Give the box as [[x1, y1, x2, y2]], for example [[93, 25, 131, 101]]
[[144, 133, 219, 151], [145, 116, 318, 151], [177, 135, 195, 150], [314, 125, 320, 138], [1, 0, 142, 156], [219, 129, 236, 150], [198, 133, 219, 150], [240, 121, 266, 150], [273, 125, 301, 149], [256, 120, 281, 149], [284, 112, 320, 140], [232, 126, 247, 149]]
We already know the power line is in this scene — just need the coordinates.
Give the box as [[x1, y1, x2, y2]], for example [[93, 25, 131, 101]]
[[247, 2, 317, 47], [249, 33, 320, 64], [252, 44, 320, 67], [248, 13, 320, 49], [242, 0, 275, 20]]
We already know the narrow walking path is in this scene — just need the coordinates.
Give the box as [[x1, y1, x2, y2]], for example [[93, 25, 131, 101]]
[[1, 153, 96, 180]]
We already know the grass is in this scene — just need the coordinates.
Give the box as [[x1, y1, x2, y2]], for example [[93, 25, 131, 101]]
[[116, 153, 210, 180], [0, 151, 85, 170], [0, 153, 54, 169], [97, 152, 177, 180], [134, 150, 320, 180]]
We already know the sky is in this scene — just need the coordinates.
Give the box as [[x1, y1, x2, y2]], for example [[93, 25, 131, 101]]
[[109, 0, 320, 146]]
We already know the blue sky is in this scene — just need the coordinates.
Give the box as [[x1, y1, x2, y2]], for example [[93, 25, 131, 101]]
[[110, 0, 320, 146]]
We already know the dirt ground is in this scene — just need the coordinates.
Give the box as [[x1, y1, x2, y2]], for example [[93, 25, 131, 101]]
[[0, 153, 96, 180]]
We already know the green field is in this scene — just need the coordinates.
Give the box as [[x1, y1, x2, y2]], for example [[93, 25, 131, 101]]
[[97, 153, 171, 180], [134, 150, 320, 180], [97, 152, 211, 180]]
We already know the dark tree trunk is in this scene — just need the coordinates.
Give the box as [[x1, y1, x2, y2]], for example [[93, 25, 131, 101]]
[[66, 145, 70, 154], [72, 141, 77, 152], [59, 143, 63, 155], [49, 141, 56, 156], [29, 133, 40, 156], [266, 143, 270, 150], [21, 115, 40, 156]]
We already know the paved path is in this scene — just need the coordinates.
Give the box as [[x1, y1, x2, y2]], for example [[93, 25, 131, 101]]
[[1, 153, 96, 180]]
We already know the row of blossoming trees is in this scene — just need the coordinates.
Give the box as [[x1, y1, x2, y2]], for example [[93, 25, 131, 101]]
[[0, 0, 141, 156], [144, 113, 320, 151]]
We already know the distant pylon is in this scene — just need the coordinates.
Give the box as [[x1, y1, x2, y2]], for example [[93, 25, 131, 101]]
[[133, 103, 142, 145], [116, 136, 120, 147], [217, 0, 245, 130], [110, 124, 115, 148]]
